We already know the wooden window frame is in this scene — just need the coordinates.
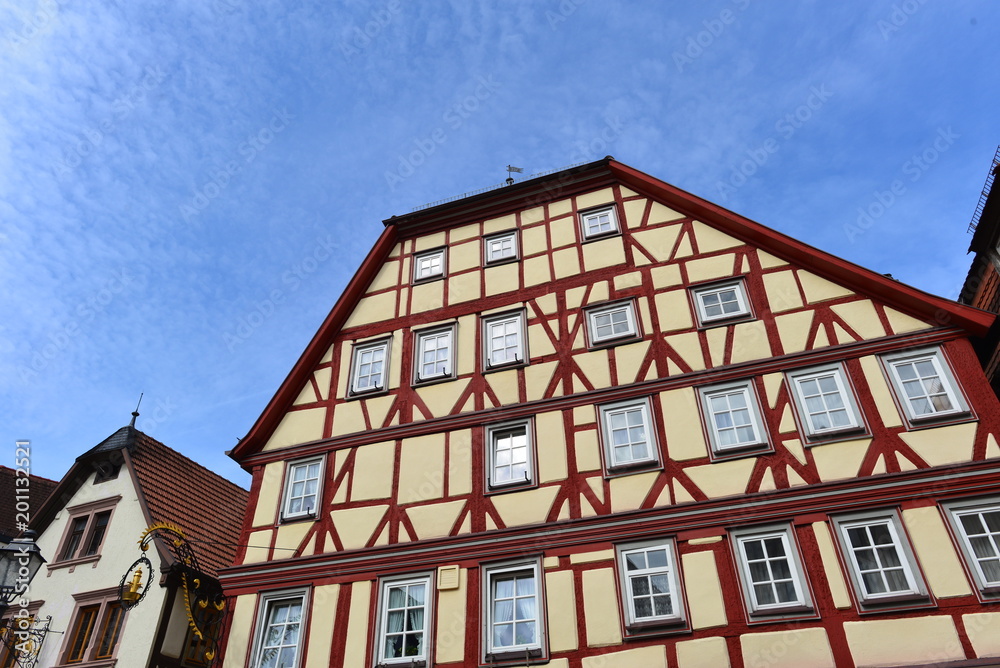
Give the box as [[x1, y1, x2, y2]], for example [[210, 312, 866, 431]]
[[50, 497, 120, 570], [57, 588, 126, 667]]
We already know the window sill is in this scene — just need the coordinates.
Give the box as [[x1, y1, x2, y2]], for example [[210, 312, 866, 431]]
[[54, 660, 117, 668], [484, 256, 520, 268], [903, 411, 975, 430], [412, 274, 445, 285], [581, 230, 622, 244], [483, 359, 527, 374], [605, 460, 661, 479], [623, 617, 690, 639], [697, 313, 755, 330], [484, 647, 544, 665], [801, 426, 869, 446], [857, 592, 932, 613], [412, 373, 457, 388], [280, 512, 317, 524], [587, 334, 642, 352], [346, 386, 389, 401], [47, 554, 101, 573], [710, 442, 772, 462], [485, 480, 536, 496]]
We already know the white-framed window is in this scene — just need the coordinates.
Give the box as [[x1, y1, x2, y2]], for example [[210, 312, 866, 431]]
[[730, 524, 813, 618], [250, 590, 307, 668], [586, 300, 639, 346], [349, 338, 390, 395], [483, 311, 526, 369], [413, 249, 446, 281], [832, 511, 928, 608], [486, 420, 534, 490], [699, 381, 768, 454], [943, 499, 1000, 597], [376, 574, 433, 665], [616, 539, 685, 628], [692, 280, 751, 325], [281, 457, 322, 521], [598, 397, 659, 471], [414, 326, 456, 383], [787, 363, 864, 442], [882, 347, 968, 424], [483, 560, 545, 660], [580, 205, 620, 239], [484, 231, 519, 264]]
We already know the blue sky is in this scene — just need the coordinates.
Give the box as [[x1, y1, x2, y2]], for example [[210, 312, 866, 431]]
[[3, 1, 998, 487]]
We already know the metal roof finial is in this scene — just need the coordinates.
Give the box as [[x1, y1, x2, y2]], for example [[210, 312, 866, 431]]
[[130, 392, 144, 427]]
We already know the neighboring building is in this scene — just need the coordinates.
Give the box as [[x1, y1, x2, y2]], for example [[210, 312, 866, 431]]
[[0, 465, 58, 543], [960, 145, 1000, 397], [15, 420, 248, 668], [218, 158, 1000, 668]]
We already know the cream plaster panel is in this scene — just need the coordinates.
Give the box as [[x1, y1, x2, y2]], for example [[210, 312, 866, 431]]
[[757, 250, 788, 268], [674, 481, 696, 504], [330, 505, 387, 550], [811, 438, 871, 482], [552, 247, 582, 279], [449, 429, 473, 496], [566, 286, 586, 310], [674, 233, 694, 259], [574, 405, 596, 425], [367, 259, 400, 294], [575, 429, 603, 472], [351, 441, 395, 501], [522, 224, 548, 256], [897, 452, 919, 471], [389, 331, 403, 389], [528, 323, 557, 358], [781, 438, 807, 466], [963, 613, 1000, 658], [487, 368, 520, 405], [685, 458, 755, 499], [686, 254, 737, 283], [692, 220, 744, 252], [456, 314, 476, 376], [583, 237, 627, 272], [330, 400, 365, 437], [410, 279, 445, 313], [763, 270, 804, 313], [524, 361, 558, 402], [844, 616, 963, 667], [222, 595, 256, 668], [885, 307, 932, 334], [399, 434, 445, 504], [448, 270, 481, 304], [414, 231, 446, 252], [740, 628, 836, 668], [534, 292, 558, 316], [689, 536, 722, 545], [416, 378, 470, 418], [832, 322, 853, 345], [450, 223, 479, 242], [633, 225, 682, 263], [677, 637, 731, 668], [523, 206, 545, 224], [666, 331, 706, 371], [406, 499, 465, 540], [798, 270, 854, 303], [275, 521, 311, 557], [871, 454, 887, 474], [304, 585, 340, 668], [264, 408, 326, 450], [988, 433, 1000, 459], [778, 405, 796, 433], [813, 326, 830, 349], [651, 263, 683, 289], [292, 380, 317, 406], [546, 570, 579, 652], [859, 355, 904, 428], [587, 476, 605, 503], [313, 367, 332, 401], [485, 262, 519, 297], [614, 340, 650, 385], [811, 522, 852, 608], [655, 289, 694, 333], [758, 467, 776, 492], [449, 240, 480, 272], [583, 646, 667, 668], [831, 300, 886, 340], [623, 198, 647, 230], [436, 568, 468, 662], [787, 468, 808, 487], [549, 215, 577, 248], [582, 568, 623, 646], [252, 462, 283, 527], [491, 486, 560, 528], [580, 494, 597, 517], [648, 201, 684, 225], [610, 471, 659, 513], [587, 280, 610, 305], [681, 551, 727, 629], [660, 388, 709, 461], [706, 326, 727, 368], [902, 506, 972, 598], [342, 581, 373, 668], [637, 297, 653, 339], [730, 320, 772, 364], [899, 422, 977, 467], [761, 372, 783, 408], [242, 529, 272, 564], [575, 349, 612, 390], [321, 343, 334, 364], [364, 394, 395, 430], [774, 310, 814, 355], [483, 213, 516, 234], [576, 187, 615, 210], [614, 271, 643, 291], [524, 255, 552, 287], [344, 291, 396, 328], [536, 411, 568, 483], [570, 549, 614, 564]]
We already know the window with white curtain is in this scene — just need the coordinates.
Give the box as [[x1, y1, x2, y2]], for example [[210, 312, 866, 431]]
[[376, 575, 432, 665], [483, 561, 545, 660]]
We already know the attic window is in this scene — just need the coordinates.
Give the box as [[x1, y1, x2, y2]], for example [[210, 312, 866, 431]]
[[580, 205, 620, 240], [692, 279, 752, 326], [93, 460, 121, 484]]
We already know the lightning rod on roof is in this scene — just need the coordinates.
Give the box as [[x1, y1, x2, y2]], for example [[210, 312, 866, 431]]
[[505, 164, 524, 186], [130, 392, 143, 427]]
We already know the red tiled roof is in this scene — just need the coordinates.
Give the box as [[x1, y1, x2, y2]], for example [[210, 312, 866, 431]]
[[129, 432, 249, 577], [0, 465, 58, 540]]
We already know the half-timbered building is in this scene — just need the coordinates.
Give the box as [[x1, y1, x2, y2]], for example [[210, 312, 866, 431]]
[[219, 158, 1000, 668]]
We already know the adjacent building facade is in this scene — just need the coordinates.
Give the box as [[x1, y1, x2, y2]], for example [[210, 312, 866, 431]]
[[219, 158, 1000, 667]]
